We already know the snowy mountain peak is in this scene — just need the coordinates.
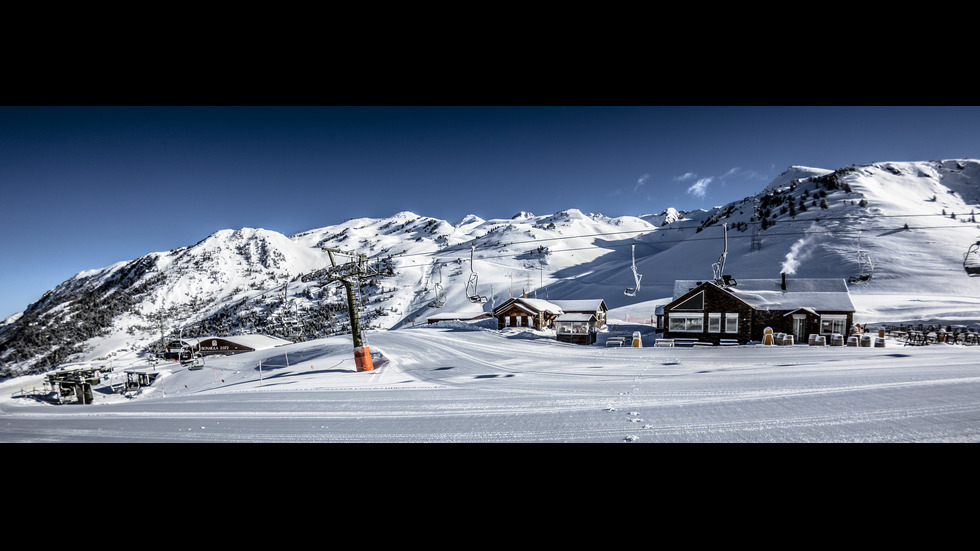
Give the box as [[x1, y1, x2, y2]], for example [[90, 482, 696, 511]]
[[455, 214, 485, 227], [3, 159, 980, 379], [641, 208, 684, 226], [765, 166, 835, 194]]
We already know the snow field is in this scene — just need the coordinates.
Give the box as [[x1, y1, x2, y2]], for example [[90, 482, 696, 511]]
[[3, 323, 979, 442]]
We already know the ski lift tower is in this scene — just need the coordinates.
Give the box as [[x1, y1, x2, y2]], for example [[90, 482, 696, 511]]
[[302, 248, 394, 372]]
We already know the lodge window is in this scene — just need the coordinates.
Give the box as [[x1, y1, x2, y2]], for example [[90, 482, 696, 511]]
[[669, 314, 704, 332], [708, 313, 721, 333], [557, 321, 591, 334], [725, 313, 739, 333], [820, 315, 847, 335], [674, 291, 705, 311], [706, 312, 739, 333]]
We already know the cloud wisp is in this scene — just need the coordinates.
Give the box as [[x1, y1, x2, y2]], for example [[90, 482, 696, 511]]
[[635, 173, 650, 192], [680, 165, 772, 201], [687, 177, 712, 199]]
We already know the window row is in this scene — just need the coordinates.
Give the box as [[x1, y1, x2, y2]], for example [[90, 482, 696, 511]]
[[668, 312, 739, 333]]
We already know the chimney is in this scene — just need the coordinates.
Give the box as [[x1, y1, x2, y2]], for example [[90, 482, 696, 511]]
[[781, 272, 787, 290]]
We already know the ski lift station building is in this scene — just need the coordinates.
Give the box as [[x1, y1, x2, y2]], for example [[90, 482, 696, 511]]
[[426, 312, 493, 325], [164, 334, 293, 359], [658, 274, 855, 345]]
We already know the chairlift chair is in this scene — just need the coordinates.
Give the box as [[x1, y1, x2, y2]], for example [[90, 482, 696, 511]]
[[849, 235, 874, 283], [428, 261, 446, 308], [625, 244, 642, 296], [466, 245, 489, 303], [712, 223, 736, 287], [965, 240, 980, 277], [188, 354, 205, 370]]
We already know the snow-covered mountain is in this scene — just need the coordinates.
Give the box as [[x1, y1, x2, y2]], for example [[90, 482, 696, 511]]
[[3, 159, 980, 378]]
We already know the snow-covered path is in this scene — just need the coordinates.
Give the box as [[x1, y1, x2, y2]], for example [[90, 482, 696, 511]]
[[2, 326, 980, 442]]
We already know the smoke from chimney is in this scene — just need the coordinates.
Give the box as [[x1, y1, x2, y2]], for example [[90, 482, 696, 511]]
[[780, 225, 819, 275]]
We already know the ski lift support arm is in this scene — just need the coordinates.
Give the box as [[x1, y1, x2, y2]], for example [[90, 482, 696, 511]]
[[299, 247, 394, 350], [712, 223, 736, 287], [625, 243, 642, 296]]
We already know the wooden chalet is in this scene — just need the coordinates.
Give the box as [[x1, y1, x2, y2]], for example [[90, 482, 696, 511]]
[[492, 297, 608, 345], [492, 297, 564, 330], [660, 274, 855, 345], [549, 299, 608, 328], [554, 313, 599, 344]]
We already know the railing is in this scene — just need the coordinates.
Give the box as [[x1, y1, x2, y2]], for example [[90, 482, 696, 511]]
[[624, 314, 655, 325], [11, 384, 50, 400]]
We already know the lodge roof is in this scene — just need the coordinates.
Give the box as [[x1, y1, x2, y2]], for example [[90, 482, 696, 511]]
[[427, 311, 491, 321], [549, 299, 607, 312], [672, 278, 855, 312], [556, 313, 597, 322], [175, 334, 293, 350], [492, 297, 609, 317], [492, 297, 564, 316]]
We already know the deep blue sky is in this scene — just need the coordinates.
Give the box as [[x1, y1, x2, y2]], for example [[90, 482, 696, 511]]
[[2, 105, 979, 318]]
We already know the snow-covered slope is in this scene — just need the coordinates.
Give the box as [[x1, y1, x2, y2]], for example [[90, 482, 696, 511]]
[[3, 159, 980, 378]]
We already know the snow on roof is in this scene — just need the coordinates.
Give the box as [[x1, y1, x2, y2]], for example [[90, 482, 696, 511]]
[[550, 299, 607, 312], [518, 298, 564, 313], [673, 278, 855, 312], [427, 312, 490, 320], [556, 313, 597, 322], [494, 297, 564, 315], [228, 334, 294, 349], [182, 334, 293, 350], [783, 307, 819, 317]]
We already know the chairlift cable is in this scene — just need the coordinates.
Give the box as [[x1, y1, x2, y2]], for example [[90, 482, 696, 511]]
[[384, 211, 980, 265]]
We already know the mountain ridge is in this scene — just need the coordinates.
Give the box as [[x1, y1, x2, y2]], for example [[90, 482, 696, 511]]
[[3, 159, 980, 378]]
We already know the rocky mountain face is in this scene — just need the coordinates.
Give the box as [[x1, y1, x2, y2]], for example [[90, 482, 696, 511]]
[[2, 159, 979, 378]]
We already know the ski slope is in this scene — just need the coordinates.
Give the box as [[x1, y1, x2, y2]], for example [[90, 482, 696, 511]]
[[3, 319, 979, 442]]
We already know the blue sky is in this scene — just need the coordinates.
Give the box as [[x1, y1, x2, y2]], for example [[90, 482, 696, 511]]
[[2, 105, 979, 319]]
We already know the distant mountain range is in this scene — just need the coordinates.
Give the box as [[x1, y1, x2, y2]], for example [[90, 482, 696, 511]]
[[3, 159, 980, 378]]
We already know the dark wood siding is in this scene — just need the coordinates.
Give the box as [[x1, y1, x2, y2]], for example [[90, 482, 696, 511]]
[[195, 338, 256, 356], [664, 281, 855, 344], [494, 303, 555, 330], [664, 283, 753, 344]]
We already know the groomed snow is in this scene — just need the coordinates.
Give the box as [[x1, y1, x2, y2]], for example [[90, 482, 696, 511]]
[[3, 317, 979, 442]]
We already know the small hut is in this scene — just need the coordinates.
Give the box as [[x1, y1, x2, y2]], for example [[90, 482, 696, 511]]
[[555, 312, 599, 345]]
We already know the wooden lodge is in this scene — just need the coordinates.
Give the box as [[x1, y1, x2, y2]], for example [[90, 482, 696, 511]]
[[165, 334, 292, 360], [658, 274, 855, 345], [551, 300, 608, 328], [492, 297, 608, 344], [554, 313, 599, 344], [493, 297, 562, 330]]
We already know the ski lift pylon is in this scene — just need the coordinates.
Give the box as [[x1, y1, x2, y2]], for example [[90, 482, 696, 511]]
[[625, 243, 642, 296], [466, 244, 489, 303]]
